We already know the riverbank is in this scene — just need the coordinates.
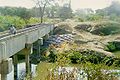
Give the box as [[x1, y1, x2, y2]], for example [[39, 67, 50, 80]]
[[33, 62, 56, 80]]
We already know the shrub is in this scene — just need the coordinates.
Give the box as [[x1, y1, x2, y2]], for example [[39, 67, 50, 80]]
[[70, 51, 82, 63], [87, 54, 99, 64], [48, 52, 57, 63], [113, 59, 120, 67], [0, 15, 26, 31], [28, 17, 40, 24], [78, 17, 84, 22], [106, 42, 116, 51]]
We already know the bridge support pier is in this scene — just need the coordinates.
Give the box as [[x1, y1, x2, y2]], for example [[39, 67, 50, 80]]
[[44, 34, 49, 41], [36, 38, 43, 57], [24, 44, 33, 77], [50, 30, 53, 35], [13, 54, 18, 80], [0, 58, 13, 80], [37, 39, 41, 57]]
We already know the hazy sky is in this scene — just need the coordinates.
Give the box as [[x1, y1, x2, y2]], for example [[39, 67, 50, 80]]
[[0, 0, 119, 11]]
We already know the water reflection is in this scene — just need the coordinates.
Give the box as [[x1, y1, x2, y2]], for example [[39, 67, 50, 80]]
[[18, 62, 37, 80], [4, 62, 37, 80]]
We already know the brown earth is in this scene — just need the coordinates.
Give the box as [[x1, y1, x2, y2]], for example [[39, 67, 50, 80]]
[[55, 21, 120, 56]]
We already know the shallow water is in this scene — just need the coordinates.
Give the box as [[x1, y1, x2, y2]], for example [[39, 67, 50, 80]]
[[18, 62, 37, 80], [2, 62, 37, 80]]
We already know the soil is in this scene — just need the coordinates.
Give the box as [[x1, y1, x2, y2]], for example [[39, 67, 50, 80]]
[[54, 21, 120, 56]]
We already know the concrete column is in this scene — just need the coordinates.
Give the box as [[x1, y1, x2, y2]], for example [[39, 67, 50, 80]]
[[25, 53, 30, 75], [24, 44, 33, 77], [36, 38, 43, 56], [0, 58, 13, 80], [49, 31, 53, 35], [39, 38, 43, 46], [44, 34, 49, 41], [37, 39, 41, 57], [13, 54, 18, 80]]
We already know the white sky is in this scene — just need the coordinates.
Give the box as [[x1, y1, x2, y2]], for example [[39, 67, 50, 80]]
[[0, 0, 119, 11]]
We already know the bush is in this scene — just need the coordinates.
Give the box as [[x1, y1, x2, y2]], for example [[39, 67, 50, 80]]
[[70, 51, 82, 63], [0, 15, 26, 31], [48, 52, 57, 63], [87, 54, 99, 64], [0, 16, 44, 32], [78, 17, 84, 22], [113, 60, 120, 67], [106, 42, 116, 51], [28, 17, 40, 24], [91, 22, 120, 35], [105, 58, 114, 66], [86, 14, 103, 21]]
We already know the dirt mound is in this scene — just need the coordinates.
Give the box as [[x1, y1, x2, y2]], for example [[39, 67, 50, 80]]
[[54, 23, 73, 34], [74, 22, 120, 36], [74, 24, 92, 32], [74, 23, 102, 32], [91, 23, 120, 35]]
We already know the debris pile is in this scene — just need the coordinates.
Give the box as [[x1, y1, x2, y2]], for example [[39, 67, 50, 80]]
[[46, 34, 74, 46], [54, 23, 73, 34]]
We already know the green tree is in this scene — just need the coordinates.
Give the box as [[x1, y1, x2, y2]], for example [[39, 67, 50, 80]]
[[58, 4, 73, 20], [33, 0, 56, 23], [0, 7, 32, 24], [95, 1, 120, 21], [14, 8, 31, 24]]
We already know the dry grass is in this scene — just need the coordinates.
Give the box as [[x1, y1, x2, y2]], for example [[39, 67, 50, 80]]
[[33, 62, 56, 80]]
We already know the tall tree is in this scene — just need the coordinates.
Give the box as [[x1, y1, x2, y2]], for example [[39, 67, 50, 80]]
[[58, 3, 73, 20], [96, 1, 120, 16], [15, 8, 31, 24], [107, 1, 120, 16], [33, 0, 55, 23]]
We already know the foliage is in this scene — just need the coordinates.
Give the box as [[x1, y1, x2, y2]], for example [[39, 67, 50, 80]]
[[95, 1, 120, 22], [48, 52, 57, 63], [86, 14, 103, 21], [105, 41, 120, 52], [0, 16, 26, 31], [44, 50, 119, 80], [33, 0, 56, 23], [91, 22, 120, 35], [113, 59, 120, 67], [69, 50, 104, 64], [33, 62, 56, 80], [27, 17, 40, 24], [45, 5, 60, 18], [81, 63, 118, 80], [106, 42, 116, 52], [70, 51, 82, 63], [0, 16, 43, 32], [0, 7, 31, 20], [46, 49, 120, 67], [78, 17, 84, 22], [58, 4, 73, 20], [56, 53, 71, 67], [106, 1, 120, 16]]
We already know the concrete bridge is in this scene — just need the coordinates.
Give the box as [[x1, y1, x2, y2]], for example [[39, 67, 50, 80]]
[[0, 24, 54, 80]]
